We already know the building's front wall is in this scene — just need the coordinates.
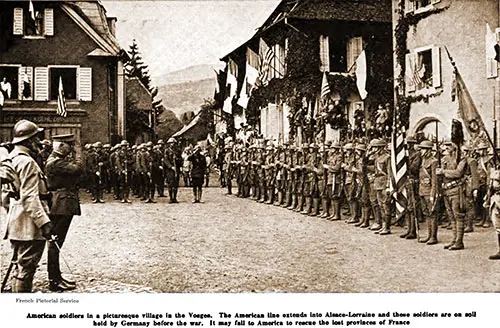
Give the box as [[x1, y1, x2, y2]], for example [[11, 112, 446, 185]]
[[0, 2, 119, 147], [393, 0, 499, 140]]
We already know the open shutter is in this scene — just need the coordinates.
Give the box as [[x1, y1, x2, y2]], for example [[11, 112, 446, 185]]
[[34, 67, 49, 101], [44, 8, 54, 36], [432, 46, 441, 88], [487, 58, 498, 78], [405, 53, 416, 93], [319, 35, 330, 72], [78, 67, 92, 101], [18, 67, 33, 100], [13, 8, 23, 35], [405, 0, 414, 14]]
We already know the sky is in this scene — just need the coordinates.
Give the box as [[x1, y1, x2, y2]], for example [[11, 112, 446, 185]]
[[104, 0, 279, 83]]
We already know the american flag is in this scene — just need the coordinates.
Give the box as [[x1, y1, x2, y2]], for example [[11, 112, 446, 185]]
[[57, 77, 67, 117], [258, 38, 274, 85], [389, 123, 408, 218]]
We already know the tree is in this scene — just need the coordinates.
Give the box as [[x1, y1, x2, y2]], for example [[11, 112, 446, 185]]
[[180, 111, 196, 126], [155, 105, 183, 139], [124, 39, 164, 139]]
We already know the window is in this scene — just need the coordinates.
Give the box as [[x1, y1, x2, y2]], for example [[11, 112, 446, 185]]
[[0, 66, 19, 100], [405, 0, 441, 14], [50, 68, 77, 100], [405, 46, 441, 93], [13, 7, 54, 37], [319, 35, 361, 73]]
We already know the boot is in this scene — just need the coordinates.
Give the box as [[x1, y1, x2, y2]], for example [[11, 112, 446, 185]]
[[444, 218, 457, 249], [406, 215, 417, 239], [369, 207, 382, 231], [320, 199, 329, 218], [488, 235, 500, 260], [198, 189, 204, 203], [449, 219, 465, 250], [328, 199, 341, 221], [274, 191, 282, 206], [464, 216, 474, 233], [283, 191, 291, 208], [347, 202, 359, 224], [419, 218, 432, 243], [359, 206, 370, 228], [482, 218, 492, 228], [311, 198, 320, 216], [266, 188, 274, 204], [288, 193, 297, 210], [295, 195, 304, 212], [379, 216, 391, 235], [426, 217, 438, 245], [301, 196, 312, 215], [400, 214, 410, 238]]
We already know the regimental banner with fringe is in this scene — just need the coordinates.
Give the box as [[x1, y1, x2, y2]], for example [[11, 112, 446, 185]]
[[389, 124, 408, 218]]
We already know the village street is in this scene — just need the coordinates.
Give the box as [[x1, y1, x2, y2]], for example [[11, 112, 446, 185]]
[[1, 185, 499, 293]]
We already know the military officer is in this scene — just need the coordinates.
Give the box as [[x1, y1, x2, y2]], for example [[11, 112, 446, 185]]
[[415, 140, 438, 244], [323, 142, 342, 220], [353, 143, 369, 227], [265, 145, 276, 205], [283, 145, 295, 208], [3, 120, 53, 292], [45, 134, 82, 291], [223, 144, 233, 195], [294, 144, 307, 212], [117, 140, 133, 203], [164, 138, 180, 203], [437, 142, 469, 250], [485, 169, 500, 259], [400, 136, 420, 239], [342, 143, 359, 224], [474, 142, 492, 229], [369, 139, 391, 235]]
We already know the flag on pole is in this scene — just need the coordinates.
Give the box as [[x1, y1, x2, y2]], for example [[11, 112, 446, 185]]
[[355, 50, 367, 100], [29, 0, 36, 21], [389, 124, 408, 218], [57, 77, 67, 117], [258, 38, 274, 85], [320, 71, 331, 100], [451, 68, 486, 139]]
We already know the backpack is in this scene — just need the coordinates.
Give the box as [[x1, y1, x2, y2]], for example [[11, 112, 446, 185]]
[[0, 147, 20, 203]]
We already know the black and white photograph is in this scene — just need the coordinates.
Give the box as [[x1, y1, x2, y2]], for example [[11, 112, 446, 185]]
[[0, 0, 499, 326]]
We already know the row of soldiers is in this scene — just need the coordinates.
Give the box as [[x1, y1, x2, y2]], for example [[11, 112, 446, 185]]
[[221, 136, 500, 259], [81, 138, 183, 204]]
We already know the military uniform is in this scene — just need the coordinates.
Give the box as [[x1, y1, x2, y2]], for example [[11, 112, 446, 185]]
[[353, 143, 369, 227], [265, 146, 276, 205], [294, 145, 307, 212], [223, 145, 233, 195], [486, 169, 500, 259], [322, 142, 342, 220], [164, 139, 180, 203], [439, 144, 469, 250], [343, 143, 359, 223], [2, 120, 52, 293], [283, 146, 295, 208], [45, 134, 82, 291], [416, 140, 438, 244], [369, 139, 391, 235]]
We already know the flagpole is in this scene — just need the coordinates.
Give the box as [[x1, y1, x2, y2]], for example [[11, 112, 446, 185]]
[[444, 46, 500, 164], [494, 81, 498, 167]]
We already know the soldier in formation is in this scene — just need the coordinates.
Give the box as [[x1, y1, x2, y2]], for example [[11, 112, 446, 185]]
[[220, 132, 498, 258]]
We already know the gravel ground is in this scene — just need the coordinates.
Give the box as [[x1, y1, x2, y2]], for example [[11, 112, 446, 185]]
[[1, 186, 499, 293]]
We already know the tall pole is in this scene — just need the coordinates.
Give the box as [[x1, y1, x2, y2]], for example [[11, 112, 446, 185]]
[[494, 81, 498, 167]]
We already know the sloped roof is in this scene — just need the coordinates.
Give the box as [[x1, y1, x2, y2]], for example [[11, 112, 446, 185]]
[[172, 114, 202, 139], [288, 0, 392, 23], [126, 77, 152, 111], [65, 1, 121, 54]]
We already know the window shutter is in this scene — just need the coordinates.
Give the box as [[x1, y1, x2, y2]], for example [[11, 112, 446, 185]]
[[13, 8, 23, 35], [44, 8, 54, 36], [405, 53, 416, 93], [405, 0, 414, 14], [34, 67, 49, 101], [319, 35, 330, 72], [487, 58, 498, 79], [347, 37, 363, 72], [432, 46, 441, 88], [78, 67, 92, 101], [18, 67, 33, 100]]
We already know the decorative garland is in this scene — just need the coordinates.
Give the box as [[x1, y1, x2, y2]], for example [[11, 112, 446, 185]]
[[394, 0, 449, 126]]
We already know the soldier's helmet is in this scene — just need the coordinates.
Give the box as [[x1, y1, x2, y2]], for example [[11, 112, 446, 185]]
[[167, 137, 176, 144], [84, 144, 91, 150], [94, 141, 103, 148], [369, 138, 386, 148], [11, 120, 44, 144], [121, 140, 129, 147], [146, 141, 154, 148], [302, 144, 309, 150], [331, 141, 341, 149], [157, 139, 164, 145], [407, 135, 417, 144], [344, 143, 354, 151], [355, 143, 366, 152], [417, 140, 433, 149], [103, 144, 111, 149], [131, 145, 137, 150], [310, 143, 318, 149]]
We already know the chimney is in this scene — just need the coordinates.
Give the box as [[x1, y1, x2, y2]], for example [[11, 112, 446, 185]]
[[107, 17, 117, 37]]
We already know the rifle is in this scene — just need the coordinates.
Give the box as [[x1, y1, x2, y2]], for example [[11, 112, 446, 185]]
[[431, 122, 442, 214]]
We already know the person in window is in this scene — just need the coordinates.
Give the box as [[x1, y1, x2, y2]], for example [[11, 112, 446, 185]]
[[21, 72, 31, 99], [1, 77, 12, 100]]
